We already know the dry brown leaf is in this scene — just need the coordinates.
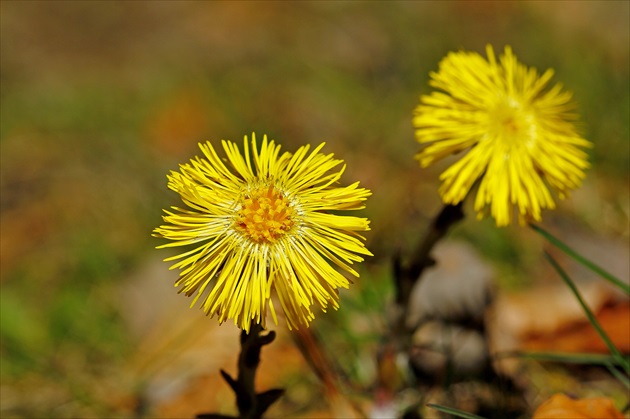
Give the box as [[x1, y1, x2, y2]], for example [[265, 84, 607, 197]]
[[533, 393, 624, 418], [522, 301, 630, 354]]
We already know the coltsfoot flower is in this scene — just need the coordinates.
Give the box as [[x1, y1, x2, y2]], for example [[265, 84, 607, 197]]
[[154, 133, 372, 331], [413, 45, 592, 226]]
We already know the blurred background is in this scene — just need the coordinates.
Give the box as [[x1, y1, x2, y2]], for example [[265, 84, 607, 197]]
[[1, 1, 628, 418]]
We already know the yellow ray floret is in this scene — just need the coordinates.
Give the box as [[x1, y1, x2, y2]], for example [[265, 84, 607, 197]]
[[413, 45, 591, 226], [153, 133, 372, 331]]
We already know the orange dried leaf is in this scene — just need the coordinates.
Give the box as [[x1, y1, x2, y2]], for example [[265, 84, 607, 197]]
[[533, 393, 624, 418]]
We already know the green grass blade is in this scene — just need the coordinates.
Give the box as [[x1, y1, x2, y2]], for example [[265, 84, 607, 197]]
[[531, 224, 629, 294], [606, 363, 630, 389], [544, 251, 630, 373], [426, 404, 488, 419], [497, 350, 623, 366]]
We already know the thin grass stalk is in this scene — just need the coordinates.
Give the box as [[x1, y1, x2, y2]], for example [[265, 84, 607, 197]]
[[426, 403, 488, 419], [531, 224, 629, 294], [544, 251, 630, 374], [605, 363, 630, 389]]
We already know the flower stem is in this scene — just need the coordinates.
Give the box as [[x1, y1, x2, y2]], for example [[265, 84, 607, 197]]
[[394, 203, 465, 311], [197, 322, 284, 419]]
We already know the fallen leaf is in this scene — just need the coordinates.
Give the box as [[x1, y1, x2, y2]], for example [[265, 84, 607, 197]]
[[521, 301, 630, 354], [533, 393, 624, 418]]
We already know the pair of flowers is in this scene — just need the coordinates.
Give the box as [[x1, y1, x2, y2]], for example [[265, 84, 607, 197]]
[[154, 46, 592, 331]]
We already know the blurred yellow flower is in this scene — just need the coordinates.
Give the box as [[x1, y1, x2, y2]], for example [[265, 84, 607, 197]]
[[154, 134, 371, 331], [413, 45, 591, 226]]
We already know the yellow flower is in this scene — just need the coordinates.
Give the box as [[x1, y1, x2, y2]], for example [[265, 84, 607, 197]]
[[413, 45, 592, 226], [153, 133, 372, 331]]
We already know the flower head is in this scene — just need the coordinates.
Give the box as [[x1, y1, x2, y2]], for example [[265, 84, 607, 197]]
[[413, 45, 591, 226], [154, 133, 372, 331]]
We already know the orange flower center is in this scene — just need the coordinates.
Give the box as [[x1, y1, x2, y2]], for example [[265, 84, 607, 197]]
[[234, 185, 295, 244], [490, 98, 538, 148]]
